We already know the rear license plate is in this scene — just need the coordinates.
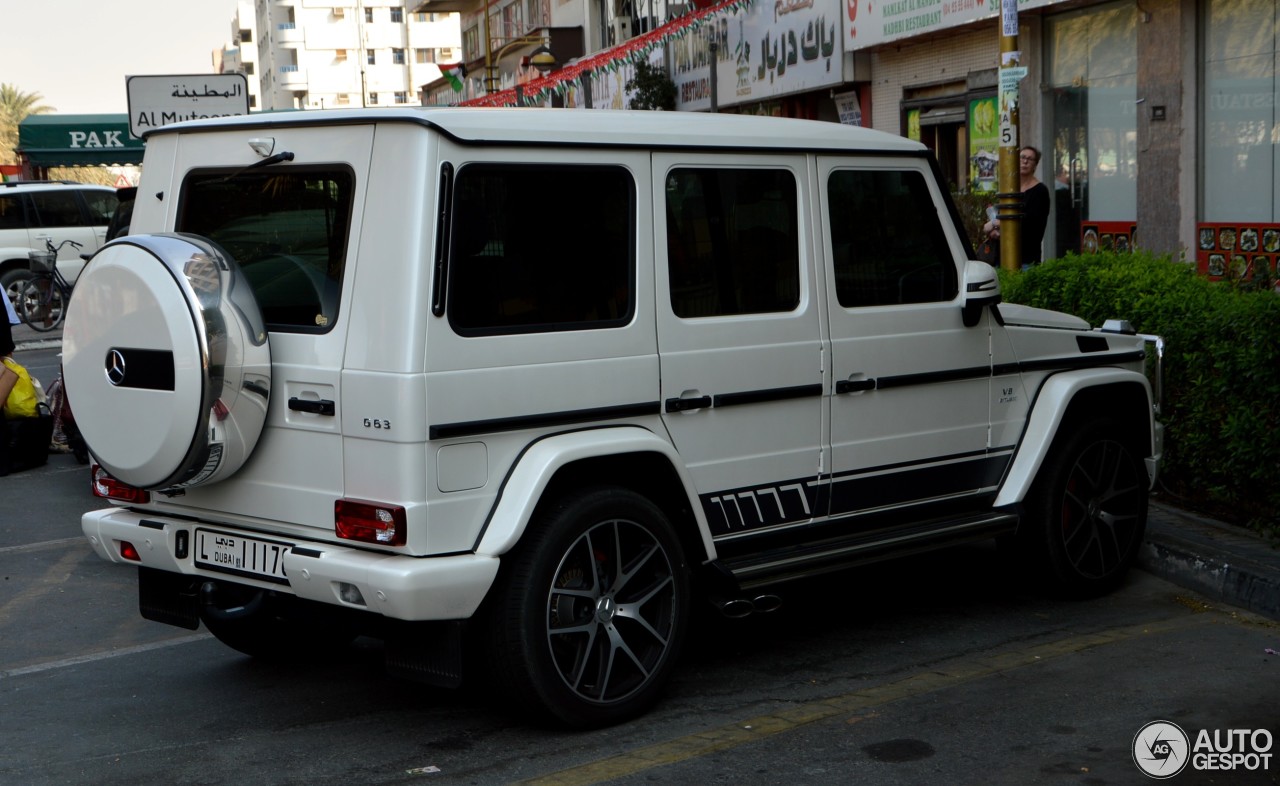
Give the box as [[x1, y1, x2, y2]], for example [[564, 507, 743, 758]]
[[194, 529, 292, 584]]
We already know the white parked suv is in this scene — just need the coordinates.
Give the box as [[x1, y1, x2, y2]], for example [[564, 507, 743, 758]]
[[0, 180, 118, 303], [64, 109, 1163, 728]]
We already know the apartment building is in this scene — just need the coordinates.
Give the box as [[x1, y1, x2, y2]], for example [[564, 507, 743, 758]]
[[219, 0, 461, 111], [217, 2, 264, 111]]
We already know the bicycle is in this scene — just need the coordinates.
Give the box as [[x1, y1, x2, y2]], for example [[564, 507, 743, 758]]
[[18, 237, 82, 332]]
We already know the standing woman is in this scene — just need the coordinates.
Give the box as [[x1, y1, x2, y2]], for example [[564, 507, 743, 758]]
[[980, 145, 1052, 265], [0, 296, 17, 474]]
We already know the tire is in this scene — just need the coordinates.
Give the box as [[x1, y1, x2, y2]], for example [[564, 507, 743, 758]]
[[1023, 418, 1148, 598], [17, 278, 64, 332], [483, 487, 691, 728], [1, 267, 30, 310], [198, 581, 359, 661]]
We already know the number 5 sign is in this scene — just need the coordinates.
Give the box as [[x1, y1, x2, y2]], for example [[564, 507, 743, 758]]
[[1000, 113, 1015, 147]]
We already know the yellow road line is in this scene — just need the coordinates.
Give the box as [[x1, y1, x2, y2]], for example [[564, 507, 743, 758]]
[[521, 613, 1217, 786]]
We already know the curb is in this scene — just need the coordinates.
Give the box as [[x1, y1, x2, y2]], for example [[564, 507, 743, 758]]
[[1140, 501, 1280, 621]]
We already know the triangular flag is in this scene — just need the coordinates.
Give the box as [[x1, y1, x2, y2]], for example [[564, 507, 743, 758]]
[[440, 63, 464, 92]]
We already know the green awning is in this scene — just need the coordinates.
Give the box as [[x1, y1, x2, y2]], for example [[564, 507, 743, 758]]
[[17, 114, 145, 167]]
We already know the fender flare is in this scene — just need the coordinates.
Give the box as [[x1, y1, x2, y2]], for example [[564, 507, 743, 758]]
[[0, 248, 36, 268], [994, 368, 1155, 508], [474, 426, 714, 560]]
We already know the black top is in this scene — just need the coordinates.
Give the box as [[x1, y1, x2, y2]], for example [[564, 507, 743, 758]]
[[1022, 181, 1050, 264]]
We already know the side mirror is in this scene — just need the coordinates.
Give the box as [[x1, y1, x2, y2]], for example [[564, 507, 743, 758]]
[[961, 260, 1001, 327]]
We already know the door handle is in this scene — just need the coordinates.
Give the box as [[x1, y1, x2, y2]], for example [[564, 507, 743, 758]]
[[835, 378, 876, 394], [665, 395, 712, 413], [288, 397, 335, 416]]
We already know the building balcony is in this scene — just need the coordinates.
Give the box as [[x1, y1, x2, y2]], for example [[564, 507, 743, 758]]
[[278, 65, 308, 87], [276, 22, 305, 46]]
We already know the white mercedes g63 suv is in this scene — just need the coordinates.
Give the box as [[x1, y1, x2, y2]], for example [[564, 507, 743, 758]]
[[64, 108, 1162, 728]]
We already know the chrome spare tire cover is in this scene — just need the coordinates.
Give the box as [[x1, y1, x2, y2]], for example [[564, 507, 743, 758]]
[[63, 233, 270, 490]]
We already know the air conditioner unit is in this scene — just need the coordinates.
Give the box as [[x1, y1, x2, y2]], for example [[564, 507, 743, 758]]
[[612, 17, 632, 42], [333, 7, 345, 17]]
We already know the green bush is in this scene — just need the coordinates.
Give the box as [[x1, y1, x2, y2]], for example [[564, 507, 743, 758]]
[[998, 251, 1280, 536]]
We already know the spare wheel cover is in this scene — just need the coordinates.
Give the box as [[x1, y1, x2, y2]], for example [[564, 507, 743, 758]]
[[63, 233, 270, 490]]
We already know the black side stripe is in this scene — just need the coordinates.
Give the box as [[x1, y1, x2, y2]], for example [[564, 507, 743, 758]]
[[714, 384, 823, 408], [994, 350, 1145, 377], [429, 401, 660, 440], [876, 351, 1145, 389]]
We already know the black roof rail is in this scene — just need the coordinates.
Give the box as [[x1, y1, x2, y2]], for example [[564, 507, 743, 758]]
[[0, 180, 83, 188]]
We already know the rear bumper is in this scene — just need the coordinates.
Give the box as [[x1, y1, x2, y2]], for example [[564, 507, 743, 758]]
[[82, 508, 499, 622]]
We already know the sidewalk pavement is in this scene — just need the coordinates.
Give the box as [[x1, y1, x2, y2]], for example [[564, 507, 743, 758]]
[[11, 323, 1279, 620], [1142, 500, 1279, 621], [11, 318, 63, 351]]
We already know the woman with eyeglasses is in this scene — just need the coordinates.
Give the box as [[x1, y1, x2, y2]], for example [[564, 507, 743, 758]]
[[980, 146, 1051, 265]]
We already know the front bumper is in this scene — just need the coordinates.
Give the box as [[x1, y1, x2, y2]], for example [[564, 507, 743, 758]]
[[82, 508, 499, 622]]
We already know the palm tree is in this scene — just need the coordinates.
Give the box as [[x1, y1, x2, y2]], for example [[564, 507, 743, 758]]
[[1, 84, 55, 166]]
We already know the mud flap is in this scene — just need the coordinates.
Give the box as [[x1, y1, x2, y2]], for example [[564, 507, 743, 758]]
[[138, 567, 201, 630], [383, 620, 465, 688]]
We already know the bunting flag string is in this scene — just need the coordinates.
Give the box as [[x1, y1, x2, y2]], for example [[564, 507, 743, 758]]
[[458, 0, 751, 108]]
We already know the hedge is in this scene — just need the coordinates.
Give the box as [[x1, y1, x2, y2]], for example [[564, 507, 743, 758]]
[[997, 251, 1280, 536]]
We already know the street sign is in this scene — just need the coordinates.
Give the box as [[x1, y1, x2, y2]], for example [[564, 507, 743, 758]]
[[126, 74, 250, 139]]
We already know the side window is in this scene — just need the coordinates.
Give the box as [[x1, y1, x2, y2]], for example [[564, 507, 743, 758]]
[[79, 190, 118, 225], [447, 164, 633, 335], [0, 194, 26, 231], [665, 168, 799, 318], [828, 169, 958, 307], [30, 191, 85, 228], [176, 167, 355, 332]]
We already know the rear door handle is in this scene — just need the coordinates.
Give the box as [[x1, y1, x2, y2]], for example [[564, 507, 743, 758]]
[[665, 395, 712, 413], [288, 397, 335, 416], [835, 379, 876, 394]]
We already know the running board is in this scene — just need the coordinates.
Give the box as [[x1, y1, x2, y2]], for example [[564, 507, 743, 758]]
[[714, 511, 1020, 590]]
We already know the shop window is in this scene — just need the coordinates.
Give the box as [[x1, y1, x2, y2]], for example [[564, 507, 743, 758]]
[[1203, 0, 1279, 223]]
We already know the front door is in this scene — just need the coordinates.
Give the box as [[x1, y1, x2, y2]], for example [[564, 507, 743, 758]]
[[818, 158, 1001, 527], [654, 153, 825, 544]]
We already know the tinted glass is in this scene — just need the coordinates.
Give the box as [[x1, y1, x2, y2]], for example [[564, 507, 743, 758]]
[[80, 189, 118, 224], [177, 167, 355, 331], [666, 168, 800, 318], [0, 194, 25, 231], [447, 164, 634, 334], [30, 191, 84, 228], [827, 169, 958, 307]]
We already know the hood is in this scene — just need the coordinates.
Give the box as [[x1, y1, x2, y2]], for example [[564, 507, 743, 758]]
[[997, 303, 1090, 331]]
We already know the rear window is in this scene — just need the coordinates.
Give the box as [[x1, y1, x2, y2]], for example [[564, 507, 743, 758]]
[[177, 167, 354, 331]]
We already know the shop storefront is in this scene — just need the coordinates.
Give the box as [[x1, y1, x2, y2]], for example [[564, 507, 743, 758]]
[[1198, 0, 1280, 279], [15, 114, 144, 180], [1044, 3, 1138, 258]]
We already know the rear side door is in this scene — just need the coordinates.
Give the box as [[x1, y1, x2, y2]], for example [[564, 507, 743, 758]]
[[818, 157, 1004, 527], [27, 189, 100, 281], [654, 153, 826, 546]]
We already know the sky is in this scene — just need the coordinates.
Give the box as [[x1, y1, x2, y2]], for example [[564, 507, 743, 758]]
[[0, 0, 243, 116]]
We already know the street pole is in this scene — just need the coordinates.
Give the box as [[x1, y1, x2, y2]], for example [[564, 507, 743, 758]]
[[997, 0, 1023, 271], [708, 36, 719, 113]]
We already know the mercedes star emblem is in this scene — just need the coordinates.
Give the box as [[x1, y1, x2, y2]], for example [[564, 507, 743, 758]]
[[106, 349, 127, 386]]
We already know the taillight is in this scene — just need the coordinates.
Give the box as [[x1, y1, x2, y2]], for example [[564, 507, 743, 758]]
[[91, 464, 151, 504], [118, 541, 141, 561], [335, 499, 406, 546]]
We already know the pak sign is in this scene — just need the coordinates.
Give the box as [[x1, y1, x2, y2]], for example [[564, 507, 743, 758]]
[[127, 74, 250, 139]]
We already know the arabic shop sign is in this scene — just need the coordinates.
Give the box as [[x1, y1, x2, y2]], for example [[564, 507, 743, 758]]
[[843, 0, 1066, 51], [674, 0, 842, 112], [126, 74, 250, 139]]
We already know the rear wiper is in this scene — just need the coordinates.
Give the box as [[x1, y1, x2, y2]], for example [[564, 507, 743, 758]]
[[212, 151, 295, 183]]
